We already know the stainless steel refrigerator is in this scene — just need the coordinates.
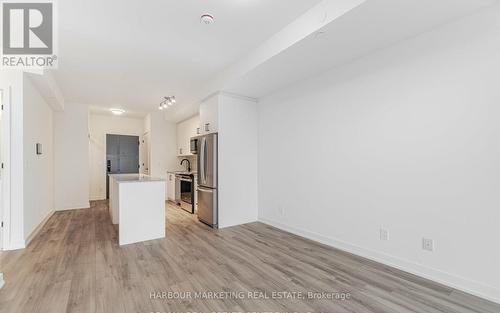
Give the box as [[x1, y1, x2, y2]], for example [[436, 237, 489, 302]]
[[196, 133, 218, 228]]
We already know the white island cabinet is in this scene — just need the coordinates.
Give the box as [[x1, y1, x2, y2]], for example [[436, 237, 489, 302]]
[[108, 174, 166, 246]]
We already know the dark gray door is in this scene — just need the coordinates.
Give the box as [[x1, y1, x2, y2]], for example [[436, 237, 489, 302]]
[[106, 134, 139, 198]]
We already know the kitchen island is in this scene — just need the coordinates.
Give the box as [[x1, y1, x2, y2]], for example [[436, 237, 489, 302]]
[[108, 174, 166, 246]]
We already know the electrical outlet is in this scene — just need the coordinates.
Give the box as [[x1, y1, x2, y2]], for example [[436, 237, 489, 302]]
[[422, 238, 434, 252], [380, 228, 389, 241]]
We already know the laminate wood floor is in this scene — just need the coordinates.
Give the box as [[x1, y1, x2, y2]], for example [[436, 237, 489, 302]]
[[0, 201, 498, 313]]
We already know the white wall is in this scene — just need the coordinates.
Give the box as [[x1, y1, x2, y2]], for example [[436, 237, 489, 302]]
[[0, 71, 24, 249], [176, 115, 199, 155], [89, 114, 144, 200], [218, 94, 259, 228], [165, 122, 180, 175], [23, 76, 54, 240], [146, 112, 178, 198], [258, 7, 500, 303], [176, 115, 200, 171], [0, 71, 55, 249], [54, 103, 90, 211]]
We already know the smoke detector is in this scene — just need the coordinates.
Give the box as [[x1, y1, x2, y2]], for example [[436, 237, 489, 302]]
[[200, 14, 215, 25]]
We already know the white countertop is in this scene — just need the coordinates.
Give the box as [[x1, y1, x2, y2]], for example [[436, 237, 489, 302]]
[[108, 173, 164, 183], [167, 170, 198, 175]]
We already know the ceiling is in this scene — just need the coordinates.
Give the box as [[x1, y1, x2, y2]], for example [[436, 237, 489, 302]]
[[223, 0, 500, 99], [53, 0, 322, 119], [54, 0, 500, 122]]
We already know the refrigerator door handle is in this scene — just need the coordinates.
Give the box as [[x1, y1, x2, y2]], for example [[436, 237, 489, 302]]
[[200, 137, 205, 185], [204, 138, 208, 183], [197, 187, 213, 193]]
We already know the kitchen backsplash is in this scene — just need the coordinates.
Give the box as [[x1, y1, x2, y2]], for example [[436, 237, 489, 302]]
[[178, 155, 197, 172]]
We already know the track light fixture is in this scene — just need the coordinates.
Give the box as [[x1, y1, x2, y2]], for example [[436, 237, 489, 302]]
[[159, 96, 176, 110]]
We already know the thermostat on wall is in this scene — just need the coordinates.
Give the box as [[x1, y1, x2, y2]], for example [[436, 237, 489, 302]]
[[36, 143, 43, 155]]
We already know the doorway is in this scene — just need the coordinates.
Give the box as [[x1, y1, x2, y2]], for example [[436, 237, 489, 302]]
[[0, 89, 3, 250], [0, 86, 12, 252], [140, 132, 150, 175], [0, 85, 10, 289], [105, 134, 140, 199]]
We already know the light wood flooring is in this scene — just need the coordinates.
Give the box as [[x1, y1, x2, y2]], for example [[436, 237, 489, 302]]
[[0, 201, 499, 313]]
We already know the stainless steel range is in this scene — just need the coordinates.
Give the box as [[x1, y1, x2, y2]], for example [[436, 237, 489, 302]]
[[175, 173, 194, 214]]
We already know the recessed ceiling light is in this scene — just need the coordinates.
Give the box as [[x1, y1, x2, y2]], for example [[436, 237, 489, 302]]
[[200, 14, 215, 25], [110, 108, 125, 115]]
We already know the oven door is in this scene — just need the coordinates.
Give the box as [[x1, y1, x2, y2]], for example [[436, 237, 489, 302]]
[[179, 177, 193, 204], [176, 175, 195, 214]]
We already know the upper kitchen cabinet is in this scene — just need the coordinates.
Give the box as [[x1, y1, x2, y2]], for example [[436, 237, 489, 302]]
[[176, 115, 200, 156], [199, 95, 219, 134]]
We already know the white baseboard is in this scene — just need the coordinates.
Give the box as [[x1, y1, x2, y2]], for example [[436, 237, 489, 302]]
[[258, 217, 500, 305], [25, 210, 55, 246], [3, 241, 26, 250], [219, 217, 259, 229], [90, 196, 106, 201], [56, 201, 90, 211]]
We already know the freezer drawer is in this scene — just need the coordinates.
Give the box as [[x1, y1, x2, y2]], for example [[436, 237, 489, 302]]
[[197, 186, 218, 228]]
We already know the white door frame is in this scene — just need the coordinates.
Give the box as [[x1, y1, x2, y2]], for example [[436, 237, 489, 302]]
[[140, 132, 150, 175], [0, 86, 12, 251]]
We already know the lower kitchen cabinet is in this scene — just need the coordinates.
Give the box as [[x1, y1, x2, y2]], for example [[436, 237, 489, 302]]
[[167, 173, 176, 201]]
